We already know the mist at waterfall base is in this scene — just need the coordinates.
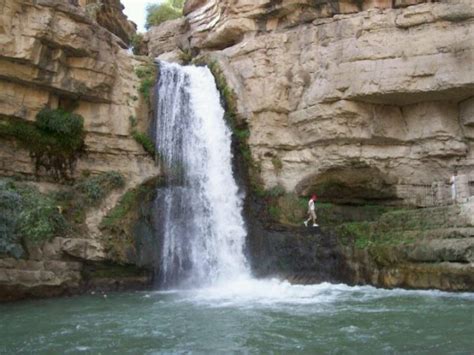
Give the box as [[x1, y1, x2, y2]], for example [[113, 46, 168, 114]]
[[1, 63, 473, 353]]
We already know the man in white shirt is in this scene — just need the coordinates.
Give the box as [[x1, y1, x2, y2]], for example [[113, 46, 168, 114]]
[[303, 194, 318, 227]]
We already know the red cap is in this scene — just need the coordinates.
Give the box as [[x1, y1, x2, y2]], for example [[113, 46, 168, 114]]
[[311, 194, 317, 200]]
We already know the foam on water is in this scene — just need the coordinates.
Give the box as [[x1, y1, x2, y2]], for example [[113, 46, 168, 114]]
[[153, 278, 474, 308], [154, 62, 474, 303]]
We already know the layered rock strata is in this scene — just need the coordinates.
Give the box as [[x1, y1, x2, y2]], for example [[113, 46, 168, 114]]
[[148, 0, 473, 291], [150, 0, 474, 204], [0, 0, 158, 301], [93, 0, 137, 45], [0, 0, 156, 183], [248, 199, 474, 291], [341, 200, 474, 291]]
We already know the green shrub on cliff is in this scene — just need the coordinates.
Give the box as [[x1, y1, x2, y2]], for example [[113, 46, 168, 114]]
[[51, 171, 126, 226], [132, 130, 156, 157], [0, 180, 68, 257], [0, 108, 85, 180], [98, 180, 160, 264], [35, 108, 84, 152], [0, 180, 24, 258], [75, 171, 125, 204], [128, 113, 156, 158], [17, 185, 68, 244], [334, 208, 429, 249], [100, 189, 140, 230], [99, 185, 148, 263], [135, 63, 157, 101], [130, 33, 147, 56], [145, 0, 184, 29], [99, 178, 162, 233]]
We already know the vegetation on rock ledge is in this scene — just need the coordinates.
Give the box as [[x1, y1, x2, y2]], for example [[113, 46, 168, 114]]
[[54, 171, 126, 226], [129, 116, 156, 158], [135, 62, 157, 101], [133, 131, 156, 156], [130, 33, 147, 56], [99, 180, 158, 264], [75, 171, 125, 205], [0, 179, 67, 258], [0, 171, 126, 258], [331, 205, 462, 249], [0, 108, 85, 180]]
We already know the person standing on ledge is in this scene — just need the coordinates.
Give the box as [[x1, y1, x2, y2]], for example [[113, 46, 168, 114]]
[[303, 194, 318, 227]]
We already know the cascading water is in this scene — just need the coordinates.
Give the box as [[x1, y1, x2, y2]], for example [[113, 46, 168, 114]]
[[154, 61, 249, 288], [2, 67, 473, 355]]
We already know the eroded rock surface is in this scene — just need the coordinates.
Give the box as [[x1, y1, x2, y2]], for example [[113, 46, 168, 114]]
[[0, 0, 157, 300], [149, 0, 474, 204], [248, 199, 474, 291], [147, 1, 474, 291], [94, 0, 137, 45], [0, 0, 156, 181]]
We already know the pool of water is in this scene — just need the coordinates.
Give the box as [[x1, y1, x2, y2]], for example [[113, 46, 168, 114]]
[[1, 279, 473, 354]]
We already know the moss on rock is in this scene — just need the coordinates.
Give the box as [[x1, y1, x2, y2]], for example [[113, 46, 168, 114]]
[[100, 178, 161, 264], [135, 62, 157, 102]]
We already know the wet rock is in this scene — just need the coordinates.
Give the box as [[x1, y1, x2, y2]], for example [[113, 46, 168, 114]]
[[248, 226, 353, 284]]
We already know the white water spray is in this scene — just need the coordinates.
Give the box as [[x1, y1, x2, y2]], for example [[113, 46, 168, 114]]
[[154, 62, 249, 287]]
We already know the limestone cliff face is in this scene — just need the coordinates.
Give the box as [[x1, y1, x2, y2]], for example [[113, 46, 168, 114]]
[[94, 0, 137, 45], [150, 0, 474, 205], [147, 0, 474, 291], [0, 0, 155, 182], [0, 0, 158, 300]]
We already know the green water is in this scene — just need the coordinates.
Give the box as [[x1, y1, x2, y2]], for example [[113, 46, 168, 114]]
[[1, 280, 473, 354]]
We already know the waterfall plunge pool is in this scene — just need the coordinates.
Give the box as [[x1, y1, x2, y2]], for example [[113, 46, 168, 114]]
[[3, 63, 471, 353], [1, 279, 473, 353]]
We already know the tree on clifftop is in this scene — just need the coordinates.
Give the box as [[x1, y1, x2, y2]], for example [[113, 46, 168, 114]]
[[145, 0, 185, 29]]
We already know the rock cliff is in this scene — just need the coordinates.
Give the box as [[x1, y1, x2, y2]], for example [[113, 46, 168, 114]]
[[0, 0, 158, 301], [150, 0, 474, 205], [1, 0, 473, 299], [148, 0, 474, 290]]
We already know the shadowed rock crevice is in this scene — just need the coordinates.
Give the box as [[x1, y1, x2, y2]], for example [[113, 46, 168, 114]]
[[297, 164, 397, 204]]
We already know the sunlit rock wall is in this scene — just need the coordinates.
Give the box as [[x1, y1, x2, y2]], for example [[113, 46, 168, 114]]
[[0, 0, 156, 184], [150, 0, 474, 204], [0, 0, 157, 300]]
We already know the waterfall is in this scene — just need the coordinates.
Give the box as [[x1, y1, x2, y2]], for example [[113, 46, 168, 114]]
[[154, 61, 249, 288]]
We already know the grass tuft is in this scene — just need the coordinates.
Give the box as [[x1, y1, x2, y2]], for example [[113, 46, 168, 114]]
[[135, 63, 157, 101]]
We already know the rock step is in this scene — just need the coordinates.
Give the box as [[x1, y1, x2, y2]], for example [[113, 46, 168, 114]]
[[376, 205, 471, 230], [0, 259, 82, 291], [402, 238, 474, 263]]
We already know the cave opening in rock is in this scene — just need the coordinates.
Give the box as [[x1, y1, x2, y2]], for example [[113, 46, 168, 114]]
[[297, 163, 397, 205]]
